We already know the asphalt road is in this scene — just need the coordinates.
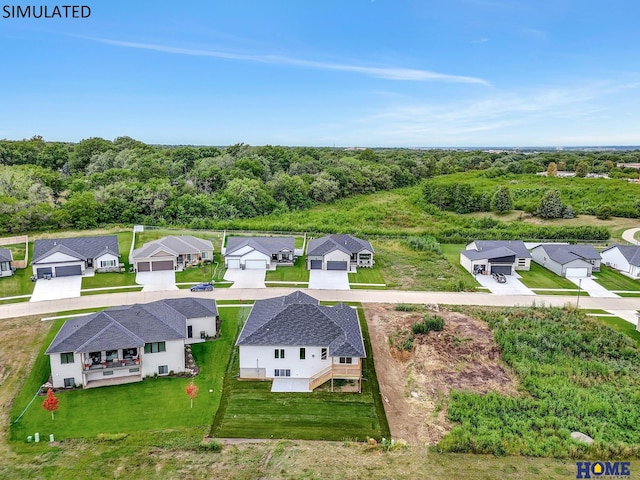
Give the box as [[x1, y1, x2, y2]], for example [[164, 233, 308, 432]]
[[1, 287, 638, 320]]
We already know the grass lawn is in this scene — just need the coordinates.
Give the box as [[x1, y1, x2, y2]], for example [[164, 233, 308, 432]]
[[264, 256, 309, 282], [0, 267, 35, 298], [212, 307, 389, 441], [81, 272, 138, 289], [376, 241, 478, 291], [10, 307, 245, 441], [349, 266, 385, 284], [4, 242, 27, 261], [532, 290, 589, 297], [115, 230, 133, 267], [517, 262, 578, 289], [82, 287, 144, 296], [594, 266, 640, 291], [593, 315, 640, 346]]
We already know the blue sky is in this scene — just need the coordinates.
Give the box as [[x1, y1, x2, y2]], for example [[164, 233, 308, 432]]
[[2, 0, 640, 147]]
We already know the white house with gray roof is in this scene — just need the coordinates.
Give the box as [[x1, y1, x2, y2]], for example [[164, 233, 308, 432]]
[[601, 245, 640, 278], [46, 298, 218, 389], [32, 236, 120, 278], [0, 248, 14, 277], [132, 235, 214, 272], [306, 234, 374, 271], [224, 236, 294, 270], [236, 291, 365, 392], [460, 240, 531, 276], [531, 244, 601, 277]]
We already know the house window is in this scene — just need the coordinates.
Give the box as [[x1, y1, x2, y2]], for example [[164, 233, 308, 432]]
[[129, 368, 140, 373], [123, 348, 137, 359], [103, 370, 113, 376], [274, 369, 291, 377], [144, 342, 166, 354], [339, 357, 353, 364], [90, 351, 102, 365], [360, 254, 371, 260], [321, 348, 327, 360], [106, 350, 118, 362], [0, 262, 8, 271], [60, 352, 74, 364], [202, 251, 209, 259], [274, 348, 285, 359], [187, 325, 193, 338], [100, 260, 117, 268], [63, 377, 74, 388], [158, 365, 168, 375], [300, 348, 306, 360]]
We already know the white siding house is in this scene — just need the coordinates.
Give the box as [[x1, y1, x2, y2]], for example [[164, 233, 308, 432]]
[[531, 244, 600, 277], [0, 248, 14, 277], [224, 237, 295, 270], [32, 236, 120, 278], [306, 234, 374, 271], [236, 291, 365, 392], [601, 245, 640, 278], [46, 298, 218, 388]]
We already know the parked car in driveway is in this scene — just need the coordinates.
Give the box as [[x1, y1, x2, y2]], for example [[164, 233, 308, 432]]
[[190, 282, 213, 292], [492, 273, 507, 283]]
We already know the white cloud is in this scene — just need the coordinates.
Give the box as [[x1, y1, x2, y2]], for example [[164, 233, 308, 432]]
[[86, 37, 490, 85]]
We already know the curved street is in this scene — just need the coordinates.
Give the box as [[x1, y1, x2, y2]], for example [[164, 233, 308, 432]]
[[622, 227, 640, 245], [1, 287, 638, 321]]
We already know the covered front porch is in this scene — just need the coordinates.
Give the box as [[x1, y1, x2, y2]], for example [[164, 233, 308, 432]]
[[81, 347, 142, 388]]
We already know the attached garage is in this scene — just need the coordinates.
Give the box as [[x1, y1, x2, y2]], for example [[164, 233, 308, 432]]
[[309, 260, 322, 270], [55, 265, 82, 277], [227, 258, 241, 269], [490, 265, 512, 275], [565, 267, 588, 277], [137, 262, 150, 272], [327, 261, 348, 271], [36, 267, 52, 279], [245, 259, 267, 270], [151, 260, 174, 271]]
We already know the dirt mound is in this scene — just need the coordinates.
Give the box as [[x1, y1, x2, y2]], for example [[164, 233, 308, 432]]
[[364, 304, 518, 446]]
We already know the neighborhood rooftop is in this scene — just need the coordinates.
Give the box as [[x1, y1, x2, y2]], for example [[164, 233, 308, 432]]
[[32, 235, 119, 264], [236, 291, 365, 358], [46, 298, 218, 354], [133, 235, 213, 258], [307, 234, 373, 256], [535, 244, 601, 265], [0, 248, 12, 262], [226, 236, 294, 256], [603, 244, 640, 266], [470, 240, 532, 258]]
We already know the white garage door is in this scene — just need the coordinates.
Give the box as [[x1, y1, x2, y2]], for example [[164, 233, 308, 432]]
[[227, 258, 241, 269], [565, 267, 588, 277], [245, 259, 267, 269]]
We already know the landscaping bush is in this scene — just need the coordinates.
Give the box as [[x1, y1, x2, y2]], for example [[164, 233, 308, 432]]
[[404, 236, 441, 254], [412, 315, 445, 335]]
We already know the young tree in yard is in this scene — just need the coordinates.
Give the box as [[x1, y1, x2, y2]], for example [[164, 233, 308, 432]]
[[546, 162, 558, 177], [537, 189, 565, 218], [41, 388, 59, 420], [575, 161, 589, 177], [186, 381, 199, 409], [490, 186, 513, 213]]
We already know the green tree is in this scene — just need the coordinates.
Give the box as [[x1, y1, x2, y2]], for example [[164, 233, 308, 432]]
[[575, 161, 589, 177], [490, 186, 513, 213], [537, 189, 564, 219], [546, 162, 558, 177]]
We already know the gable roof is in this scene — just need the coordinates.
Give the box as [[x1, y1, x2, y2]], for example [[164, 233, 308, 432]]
[[307, 234, 373, 256], [0, 248, 13, 263], [33, 236, 119, 264], [132, 236, 213, 259], [225, 236, 294, 257], [602, 244, 640, 267], [461, 246, 518, 261], [236, 291, 365, 358], [534, 244, 600, 265], [46, 298, 218, 354], [470, 240, 531, 258]]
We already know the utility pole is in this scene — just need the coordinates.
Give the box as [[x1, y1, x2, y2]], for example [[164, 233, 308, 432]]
[[576, 278, 582, 308]]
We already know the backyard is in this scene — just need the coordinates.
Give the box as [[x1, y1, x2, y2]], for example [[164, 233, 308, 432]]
[[10, 306, 247, 441], [212, 307, 389, 441]]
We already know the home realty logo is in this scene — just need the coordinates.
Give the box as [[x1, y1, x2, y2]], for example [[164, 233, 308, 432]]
[[576, 461, 631, 478]]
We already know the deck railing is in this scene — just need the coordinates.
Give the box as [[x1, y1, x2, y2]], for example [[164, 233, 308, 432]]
[[308, 366, 333, 391]]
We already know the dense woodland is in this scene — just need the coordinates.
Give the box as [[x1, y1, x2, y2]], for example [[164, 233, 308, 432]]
[[1, 136, 639, 236]]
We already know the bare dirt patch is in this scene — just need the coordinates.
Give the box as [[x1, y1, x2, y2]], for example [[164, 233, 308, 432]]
[[364, 304, 518, 446]]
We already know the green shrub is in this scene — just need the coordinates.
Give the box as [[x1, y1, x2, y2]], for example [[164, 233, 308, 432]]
[[411, 315, 445, 334], [394, 303, 421, 312], [199, 439, 223, 452], [404, 236, 441, 253]]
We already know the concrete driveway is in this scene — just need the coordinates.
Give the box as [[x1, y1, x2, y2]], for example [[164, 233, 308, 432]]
[[308, 270, 350, 290], [474, 273, 535, 296], [566, 276, 619, 298], [135, 271, 178, 292], [224, 269, 266, 289], [30, 276, 82, 302]]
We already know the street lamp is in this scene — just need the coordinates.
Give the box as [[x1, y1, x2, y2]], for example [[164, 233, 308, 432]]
[[576, 278, 582, 308]]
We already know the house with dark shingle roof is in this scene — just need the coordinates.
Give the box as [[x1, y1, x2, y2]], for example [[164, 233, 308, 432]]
[[531, 244, 601, 277], [32, 236, 120, 278], [0, 248, 14, 277], [460, 240, 531, 276], [236, 291, 365, 392], [601, 245, 640, 278], [224, 236, 294, 270], [306, 234, 374, 271], [46, 298, 218, 389], [132, 235, 214, 272]]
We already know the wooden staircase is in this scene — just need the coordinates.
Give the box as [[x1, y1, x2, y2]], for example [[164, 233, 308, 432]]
[[308, 366, 333, 391]]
